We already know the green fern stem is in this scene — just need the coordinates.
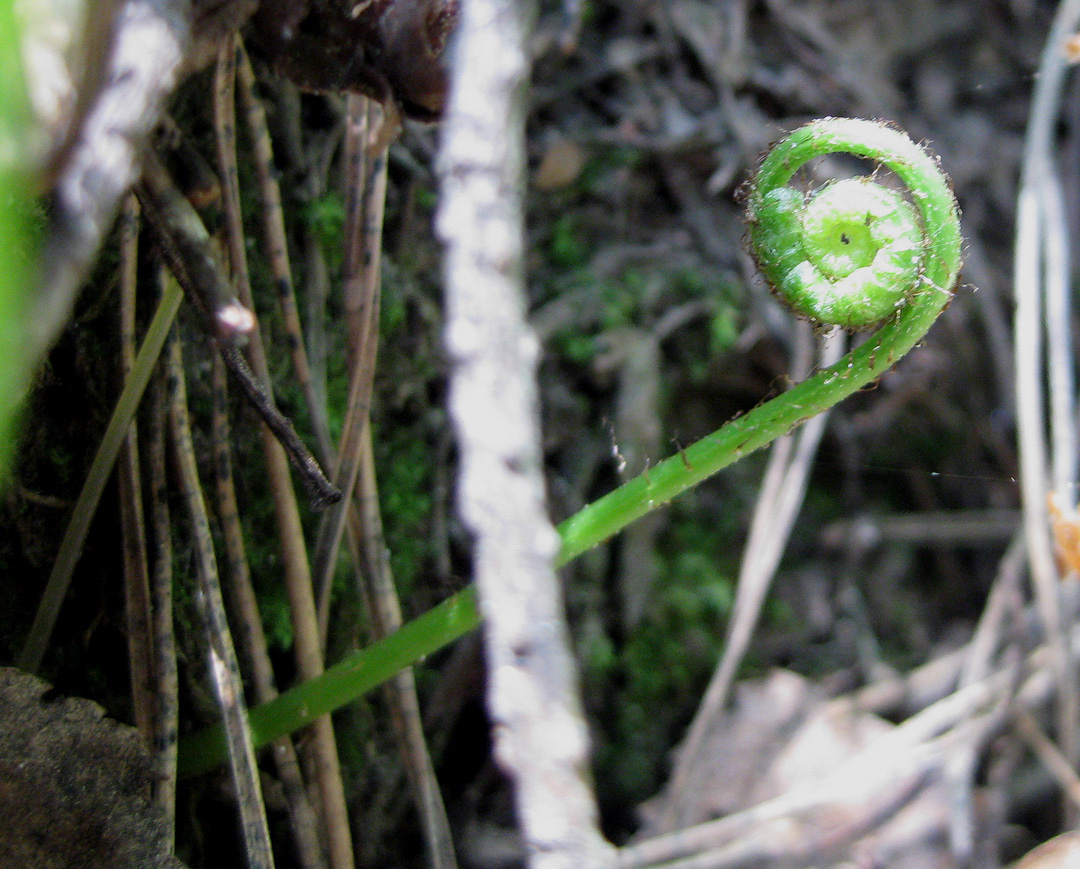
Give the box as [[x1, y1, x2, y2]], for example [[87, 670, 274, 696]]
[[557, 117, 962, 562], [177, 118, 962, 775]]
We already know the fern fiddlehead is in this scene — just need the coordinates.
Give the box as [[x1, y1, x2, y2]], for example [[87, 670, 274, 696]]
[[557, 117, 962, 562], [178, 118, 962, 774], [747, 118, 959, 328]]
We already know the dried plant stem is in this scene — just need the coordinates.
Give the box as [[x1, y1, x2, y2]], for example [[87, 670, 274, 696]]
[[136, 149, 339, 508], [210, 351, 328, 869], [331, 96, 456, 867], [310, 98, 385, 622], [355, 430, 458, 868], [212, 42, 354, 869], [231, 66, 455, 865], [1014, 708, 1080, 813], [235, 43, 334, 459], [324, 106, 455, 869], [116, 195, 155, 742], [662, 328, 843, 829], [312, 97, 383, 634], [256, 386, 356, 869], [1013, 0, 1080, 795], [146, 310, 178, 841], [617, 675, 1013, 868], [341, 98, 382, 368], [165, 332, 275, 869]]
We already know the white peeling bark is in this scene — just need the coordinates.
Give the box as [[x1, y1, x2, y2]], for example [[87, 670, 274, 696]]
[[30, 0, 190, 367], [436, 1, 614, 866]]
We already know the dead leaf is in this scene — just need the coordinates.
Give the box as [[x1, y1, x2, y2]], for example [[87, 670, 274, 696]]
[[534, 139, 586, 191], [1048, 494, 1080, 576]]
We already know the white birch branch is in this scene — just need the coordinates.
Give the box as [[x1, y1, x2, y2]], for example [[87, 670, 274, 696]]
[[436, 0, 614, 865]]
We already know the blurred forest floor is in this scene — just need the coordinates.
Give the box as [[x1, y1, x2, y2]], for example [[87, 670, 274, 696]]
[[4, 0, 1078, 867]]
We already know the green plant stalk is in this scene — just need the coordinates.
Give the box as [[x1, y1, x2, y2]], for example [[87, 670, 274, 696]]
[[178, 583, 481, 777], [18, 276, 184, 672], [177, 118, 962, 774]]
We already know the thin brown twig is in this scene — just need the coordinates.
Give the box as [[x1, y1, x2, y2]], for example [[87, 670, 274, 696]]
[[210, 349, 328, 869], [250, 312, 356, 869], [210, 43, 326, 869], [334, 97, 456, 868], [312, 95, 384, 635], [165, 330, 275, 869], [248, 73, 456, 864], [235, 43, 335, 461], [356, 428, 459, 869], [135, 147, 340, 509], [116, 194, 156, 744], [211, 39, 355, 869], [341, 98, 381, 371], [146, 289, 178, 843], [662, 327, 842, 831], [961, 535, 1028, 689], [219, 30, 453, 867], [1013, 0, 1080, 807], [1015, 707, 1080, 814]]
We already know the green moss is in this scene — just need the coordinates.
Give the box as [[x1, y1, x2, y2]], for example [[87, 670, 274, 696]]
[[550, 213, 591, 269], [414, 184, 438, 211], [380, 282, 409, 335], [555, 333, 599, 364], [303, 190, 346, 274], [371, 424, 435, 597]]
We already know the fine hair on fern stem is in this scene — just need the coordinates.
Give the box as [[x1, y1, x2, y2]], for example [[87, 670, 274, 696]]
[[178, 118, 963, 773]]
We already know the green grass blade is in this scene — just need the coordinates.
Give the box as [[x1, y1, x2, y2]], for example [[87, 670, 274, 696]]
[[178, 585, 480, 777], [18, 277, 184, 671]]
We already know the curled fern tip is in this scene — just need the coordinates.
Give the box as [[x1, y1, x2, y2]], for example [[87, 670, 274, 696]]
[[746, 118, 962, 329]]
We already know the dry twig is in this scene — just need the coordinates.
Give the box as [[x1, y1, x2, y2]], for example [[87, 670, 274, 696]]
[[662, 327, 843, 830], [1013, 0, 1080, 809], [31, 0, 188, 368], [166, 332, 275, 869], [116, 195, 156, 743], [211, 40, 355, 868], [438, 0, 614, 864]]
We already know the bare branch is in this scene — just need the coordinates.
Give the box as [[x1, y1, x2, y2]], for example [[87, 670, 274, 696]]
[[31, 0, 189, 367], [437, 0, 614, 865]]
